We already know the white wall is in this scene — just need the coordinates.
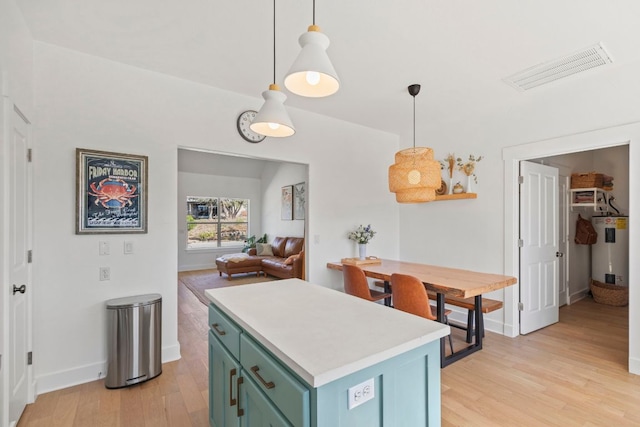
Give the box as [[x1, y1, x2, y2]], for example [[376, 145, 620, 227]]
[[31, 41, 399, 393], [260, 161, 306, 240], [177, 171, 262, 271], [0, 0, 34, 422], [594, 145, 630, 213]]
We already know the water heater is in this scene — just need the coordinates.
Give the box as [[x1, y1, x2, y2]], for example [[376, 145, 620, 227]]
[[591, 215, 628, 286]]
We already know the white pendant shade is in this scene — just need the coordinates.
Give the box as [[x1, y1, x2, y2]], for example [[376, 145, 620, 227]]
[[389, 147, 441, 203], [284, 25, 339, 98], [250, 84, 296, 138]]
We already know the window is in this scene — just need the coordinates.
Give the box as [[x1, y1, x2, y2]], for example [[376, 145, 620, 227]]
[[186, 197, 249, 249]]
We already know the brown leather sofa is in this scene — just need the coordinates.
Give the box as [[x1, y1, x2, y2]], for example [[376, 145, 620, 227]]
[[216, 236, 305, 280]]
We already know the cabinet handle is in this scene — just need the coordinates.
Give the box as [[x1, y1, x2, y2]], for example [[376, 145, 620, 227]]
[[211, 323, 226, 335], [236, 376, 244, 417], [229, 369, 237, 406], [250, 365, 275, 389]]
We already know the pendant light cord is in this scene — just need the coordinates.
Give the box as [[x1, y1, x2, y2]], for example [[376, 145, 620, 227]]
[[313, 0, 316, 25], [272, 0, 276, 85], [413, 95, 416, 150]]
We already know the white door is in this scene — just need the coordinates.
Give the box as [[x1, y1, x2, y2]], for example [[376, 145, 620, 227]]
[[8, 105, 31, 425], [520, 161, 559, 334], [558, 174, 569, 306]]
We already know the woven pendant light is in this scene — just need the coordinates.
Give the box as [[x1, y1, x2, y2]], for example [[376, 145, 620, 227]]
[[388, 84, 441, 203]]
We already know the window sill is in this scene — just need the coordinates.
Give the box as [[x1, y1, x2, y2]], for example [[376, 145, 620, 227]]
[[185, 246, 244, 253]]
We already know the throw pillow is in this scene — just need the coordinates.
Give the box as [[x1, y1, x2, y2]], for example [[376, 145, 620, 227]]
[[284, 254, 299, 265], [256, 243, 274, 256]]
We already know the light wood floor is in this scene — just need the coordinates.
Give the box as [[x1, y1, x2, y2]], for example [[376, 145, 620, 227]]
[[18, 273, 640, 426]]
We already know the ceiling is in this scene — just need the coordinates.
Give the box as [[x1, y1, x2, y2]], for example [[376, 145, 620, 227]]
[[15, 1, 640, 145]]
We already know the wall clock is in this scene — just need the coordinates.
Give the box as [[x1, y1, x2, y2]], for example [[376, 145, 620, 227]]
[[237, 110, 266, 143]]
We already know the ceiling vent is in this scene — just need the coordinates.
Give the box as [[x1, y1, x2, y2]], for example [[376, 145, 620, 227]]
[[503, 43, 613, 91]]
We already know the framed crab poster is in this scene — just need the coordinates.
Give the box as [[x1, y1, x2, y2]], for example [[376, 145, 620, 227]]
[[76, 148, 148, 234]]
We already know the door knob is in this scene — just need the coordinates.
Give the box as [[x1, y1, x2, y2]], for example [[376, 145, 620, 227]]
[[556, 252, 564, 258], [13, 284, 26, 295]]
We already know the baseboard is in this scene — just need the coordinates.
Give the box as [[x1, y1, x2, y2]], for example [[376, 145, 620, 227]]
[[35, 342, 181, 395], [178, 264, 216, 272], [568, 289, 589, 305], [35, 360, 108, 395], [501, 321, 519, 338], [163, 342, 181, 363], [447, 307, 516, 338], [629, 356, 640, 375]]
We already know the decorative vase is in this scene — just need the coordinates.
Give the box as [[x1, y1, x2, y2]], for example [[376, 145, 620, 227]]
[[359, 244, 367, 260], [467, 175, 473, 193], [448, 177, 454, 195]]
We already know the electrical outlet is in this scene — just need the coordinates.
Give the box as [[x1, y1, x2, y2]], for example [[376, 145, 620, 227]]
[[348, 378, 374, 410], [99, 267, 110, 281]]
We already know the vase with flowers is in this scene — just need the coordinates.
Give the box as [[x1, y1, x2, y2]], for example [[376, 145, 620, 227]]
[[441, 153, 457, 194], [348, 224, 376, 259], [457, 154, 483, 193]]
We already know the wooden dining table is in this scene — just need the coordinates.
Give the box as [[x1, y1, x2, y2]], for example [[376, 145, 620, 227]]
[[326, 259, 517, 367]]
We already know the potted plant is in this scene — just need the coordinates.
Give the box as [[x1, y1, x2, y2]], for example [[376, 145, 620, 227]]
[[242, 233, 267, 253]]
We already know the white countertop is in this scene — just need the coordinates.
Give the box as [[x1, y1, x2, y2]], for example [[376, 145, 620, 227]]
[[205, 278, 449, 387]]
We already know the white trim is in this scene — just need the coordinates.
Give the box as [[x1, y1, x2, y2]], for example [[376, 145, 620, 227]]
[[568, 290, 588, 305], [503, 121, 638, 374], [34, 343, 181, 395], [179, 264, 217, 272]]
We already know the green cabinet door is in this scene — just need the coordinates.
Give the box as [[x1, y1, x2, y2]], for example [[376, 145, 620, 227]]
[[240, 373, 292, 427], [209, 331, 242, 427]]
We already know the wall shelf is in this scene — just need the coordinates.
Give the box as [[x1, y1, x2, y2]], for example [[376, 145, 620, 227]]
[[435, 193, 477, 201], [570, 187, 608, 212]]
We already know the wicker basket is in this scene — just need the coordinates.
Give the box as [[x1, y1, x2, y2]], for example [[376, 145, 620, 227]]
[[590, 279, 628, 306], [571, 172, 604, 189]]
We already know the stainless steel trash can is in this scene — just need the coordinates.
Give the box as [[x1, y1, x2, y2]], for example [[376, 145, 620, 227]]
[[105, 293, 162, 388]]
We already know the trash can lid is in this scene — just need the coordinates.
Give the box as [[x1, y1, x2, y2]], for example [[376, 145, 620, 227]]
[[106, 293, 162, 309]]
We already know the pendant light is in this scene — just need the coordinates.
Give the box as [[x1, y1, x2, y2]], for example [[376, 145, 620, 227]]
[[250, 0, 295, 138], [388, 84, 441, 203], [284, 0, 339, 97]]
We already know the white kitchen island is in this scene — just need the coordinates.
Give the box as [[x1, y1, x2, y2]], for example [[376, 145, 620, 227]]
[[206, 278, 449, 427]]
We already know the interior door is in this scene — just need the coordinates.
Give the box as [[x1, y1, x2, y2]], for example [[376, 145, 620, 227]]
[[558, 174, 569, 306], [520, 161, 559, 334], [8, 105, 31, 425]]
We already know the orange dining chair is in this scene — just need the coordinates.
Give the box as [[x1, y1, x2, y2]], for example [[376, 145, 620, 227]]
[[391, 273, 454, 353], [342, 264, 391, 304]]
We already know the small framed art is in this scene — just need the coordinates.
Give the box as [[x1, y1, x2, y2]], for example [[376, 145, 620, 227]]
[[293, 182, 305, 220], [281, 185, 293, 220]]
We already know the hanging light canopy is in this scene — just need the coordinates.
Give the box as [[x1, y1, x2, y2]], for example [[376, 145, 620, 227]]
[[284, 0, 339, 98], [251, 0, 295, 138], [388, 84, 441, 203]]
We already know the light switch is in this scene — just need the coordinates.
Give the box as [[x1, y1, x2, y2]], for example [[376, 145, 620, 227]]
[[124, 241, 134, 254], [99, 241, 110, 255]]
